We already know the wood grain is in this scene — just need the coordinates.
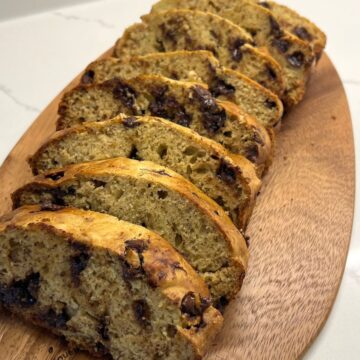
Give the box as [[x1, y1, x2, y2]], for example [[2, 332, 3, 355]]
[[0, 53, 355, 360]]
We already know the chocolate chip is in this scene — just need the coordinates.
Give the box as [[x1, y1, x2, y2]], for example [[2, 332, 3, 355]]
[[192, 86, 226, 134], [288, 51, 305, 68], [293, 26, 313, 41], [230, 38, 246, 62], [272, 38, 290, 53], [180, 292, 210, 317], [45, 171, 65, 181], [210, 77, 236, 97], [111, 79, 137, 110], [125, 239, 148, 253], [39, 307, 70, 329], [81, 70, 95, 85], [0, 272, 40, 308], [245, 144, 260, 162], [159, 19, 181, 44], [92, 180, 106, 188], [133, 299, 151, 328], [269, 16, 283, 38], [216, 160, 237, 184], [98, 317, 110, 340], [70, 245, 90, 287], [58, 105, 67, 116], [149, 86, 192, 127], [265, 99, 277, 109], [266, 65, 277, 80], [123, 117, 140, 128]]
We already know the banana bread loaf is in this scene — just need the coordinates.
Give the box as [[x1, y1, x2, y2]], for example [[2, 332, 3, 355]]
[[30, 114, 262, 229], [12, 158, 249, 306], [113, 9, 285, 96], [81, 51, 283, 128], [0, 205, 223, 360], [255, 0, 326, 59], [151, 0, 315, 107], [57, 75, 272, 167]]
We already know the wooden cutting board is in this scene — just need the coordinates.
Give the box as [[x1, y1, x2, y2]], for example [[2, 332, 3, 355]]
[[0, 53, 355, 360]]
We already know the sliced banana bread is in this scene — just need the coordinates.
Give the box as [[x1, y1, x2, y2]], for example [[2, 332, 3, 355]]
[[12, 158, 249, 306], [113, 10, 285, 96], [81, 51, 283, 128], [30, 114, 262, 229], [57, 75, 273, 168], [0, 205, 223, 360], [151, 0, 315, 107], [255, 1, 326, 58]]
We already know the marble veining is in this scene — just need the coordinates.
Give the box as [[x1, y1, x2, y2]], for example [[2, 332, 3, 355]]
[[0, 83, 40, 113], [53, 11, 116, 29]]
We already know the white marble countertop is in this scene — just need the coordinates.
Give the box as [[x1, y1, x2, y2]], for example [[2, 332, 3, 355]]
[[0, 0, 359, 358]]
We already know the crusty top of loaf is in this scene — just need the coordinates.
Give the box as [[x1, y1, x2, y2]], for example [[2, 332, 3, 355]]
[[0, 205, 223, 357], [13, 158, 249, 270]]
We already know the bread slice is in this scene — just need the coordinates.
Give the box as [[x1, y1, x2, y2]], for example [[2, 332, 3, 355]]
[[81, 51, 283, 128], [256, 1, 326, 59], [150, 0, 315, 107], [57, 75, 273, 169], [12, 158, 249, 306], [0, 205, 223, 359], [30, 114, 262, 229], [113, 9, 285, 96]]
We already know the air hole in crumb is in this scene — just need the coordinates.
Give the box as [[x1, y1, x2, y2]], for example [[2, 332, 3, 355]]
[[223, 131, 232, 138], [157, 144, 168, 159], [183, 146, 198, 156], [175, 233, 183, 246]]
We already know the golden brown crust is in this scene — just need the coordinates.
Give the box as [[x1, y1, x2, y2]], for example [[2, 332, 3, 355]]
[[13, 159, 249, 272], [113, 9, 285, 96], [0, 205, 223, 358], [28, 113, 262, 229]]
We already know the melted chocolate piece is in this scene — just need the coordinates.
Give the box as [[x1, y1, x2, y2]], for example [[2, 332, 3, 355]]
[[272, 38, 290, 53], [123, 117, 141, 128], [245, 144, 260, 162], [269, 16, 284, 38], [215, 296, 229, 313], [149, 86, 191, 127], [210, 77, 236, 97], [70, 244, 91, 287], [92, 180, 106, 188], [81, 70, 95, 85], [0, 272, 40, 308], [111, 79, 137, 110], [180, 292, 211, 317], [230, 38, 246, 62], [98, 317, 110, 340], [133, 299, 151, 328], [40, 307, 70, 329], [266, 65, 278, 80], [288, 51, 305, 68], [192, 86, 226, 134], [216, 160, 237, 184], [293, 26, 313, 41]]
